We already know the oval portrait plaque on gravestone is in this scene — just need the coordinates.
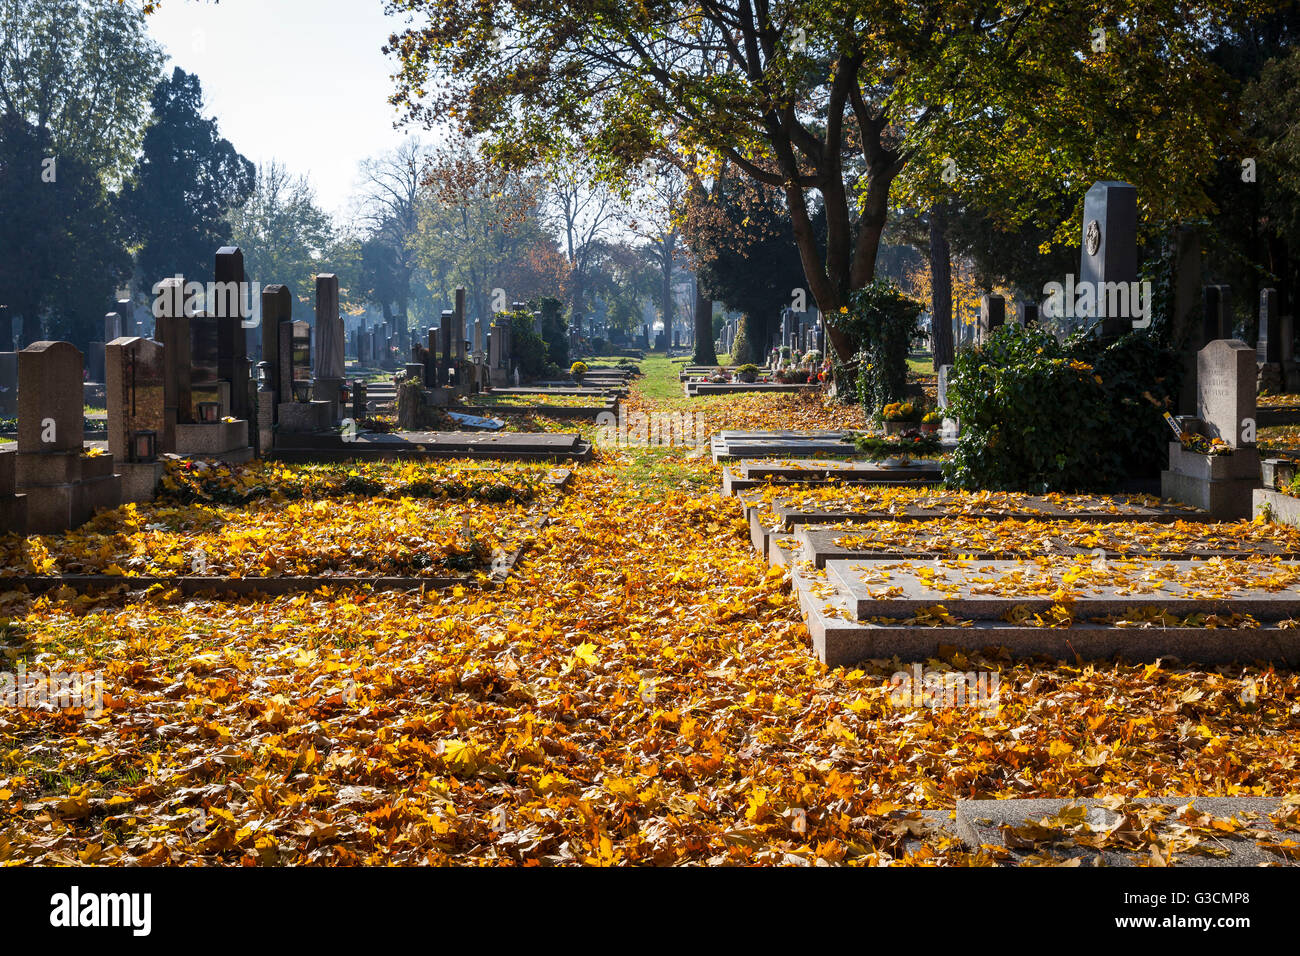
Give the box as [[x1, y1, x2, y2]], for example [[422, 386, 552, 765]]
[[1085, 220, 1102, 257]]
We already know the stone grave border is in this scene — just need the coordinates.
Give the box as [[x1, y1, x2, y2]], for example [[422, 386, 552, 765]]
[[1, 470, 573, 596]]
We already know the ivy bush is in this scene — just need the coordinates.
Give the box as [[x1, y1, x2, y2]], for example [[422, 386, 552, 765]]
[[944, 324, 1183, 492], [829, 280, 924, 413]]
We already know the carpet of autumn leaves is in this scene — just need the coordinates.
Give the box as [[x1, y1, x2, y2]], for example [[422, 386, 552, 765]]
[[1, 369, 1299, 865]]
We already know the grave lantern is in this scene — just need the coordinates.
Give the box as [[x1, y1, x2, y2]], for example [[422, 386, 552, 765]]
[[131, 429, 158, 463], [292, 380, 313, 403], [196, 401, 221, 424]]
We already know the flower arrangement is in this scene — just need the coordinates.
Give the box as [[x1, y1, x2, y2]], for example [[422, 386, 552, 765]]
[[737, 364, 760, 383], [881, 402, 922, 423], [802, 350, 822, 366], [922, 410, 943, 424], [570, 361, 588, 381], [1180, 433, 1232, 456]]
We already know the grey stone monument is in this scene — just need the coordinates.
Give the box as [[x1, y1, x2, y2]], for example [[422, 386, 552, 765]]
[[15, 342, 121, 531], [313, 274, 344, 419], [979, 294, 1005, 342], [1162, 339, 1259, 519]]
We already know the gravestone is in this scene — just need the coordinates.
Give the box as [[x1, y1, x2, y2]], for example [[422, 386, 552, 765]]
[[1019, 303, 1039, 325], [276, 320, 331, 435], [454, 288, 467, 370], [0, 352, 16, 418], [1162, 339, 1259, 519], [189, 306, 222, 417], [155, 277, 192, 451], [103, 312, 123, 344], [1198, 340, 1256, 449], [292, 321, 312, 392], [261, 285, 292, 412], [87, 341, 106, 385], [15, 342, 121, 531], [105, 336, 166, 501], [0, 448, 26, 534], [1203, 285, 1231, 343], [979, 294, 1005, 342], [313, 274, 344, 420], [428, 327, 444, 387], [1258, 288, 1282, 394], [1078, 181, 1138, 337], [214, 247, 250, 422], [116, 298, 136, 338], [439, 310, 453, 386]]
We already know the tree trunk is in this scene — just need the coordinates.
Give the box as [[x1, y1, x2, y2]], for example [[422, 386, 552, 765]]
[[692, 285, 717, 366], [659, 245, 673, 351], [929, 204, 954, 370]]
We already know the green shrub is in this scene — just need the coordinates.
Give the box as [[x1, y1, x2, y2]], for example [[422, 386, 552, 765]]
[[731, 315, 756, 364], [944, 324, 1183, 492], [538, 296, 569, 368], [509, 310, 550, 378], [828, 280, 924, 413]]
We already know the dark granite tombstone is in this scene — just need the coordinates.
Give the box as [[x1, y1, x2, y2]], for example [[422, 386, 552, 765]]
[[1079, 181, 1138, 337], [1204, 285, 1231, 343], [262, 285, 292, 410], [0, 351, 16, 418], [979, 294, 1005, 341], [439, 310, 454, 385], [291, 321, 312, 397], [214, 246, 249, 421], [155, 277, 192, 442], [1259, 289, 1280, 364]]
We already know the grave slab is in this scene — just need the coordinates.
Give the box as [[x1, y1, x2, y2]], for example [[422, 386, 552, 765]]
[[787, 558, 1300, 666], [825, 557, 1300, 621], [955, 797, 1299, 866]]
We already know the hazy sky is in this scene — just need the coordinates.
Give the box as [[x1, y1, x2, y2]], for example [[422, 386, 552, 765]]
[[142, 0, 434, 218]]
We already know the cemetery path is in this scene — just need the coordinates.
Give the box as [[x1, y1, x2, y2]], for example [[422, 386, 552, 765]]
[[2, 357, 1300, 865]]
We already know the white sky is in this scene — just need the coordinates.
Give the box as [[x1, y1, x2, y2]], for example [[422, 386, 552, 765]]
[[142, 0, 435, 218]]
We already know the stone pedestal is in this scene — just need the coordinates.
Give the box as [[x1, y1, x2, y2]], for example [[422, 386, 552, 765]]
[[118, 461, 164, 503], [314, 377, 343, 422], [16, 451, 121, 533], [1161, 442, 1259, 520], [277, 401, 333, 434], [174, 420, 254, 463], [0, 450, 27, 535]]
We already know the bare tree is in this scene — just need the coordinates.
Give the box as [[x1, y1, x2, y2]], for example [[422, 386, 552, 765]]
[[545, 162, 620, 337], [353, 138, 428, 351]]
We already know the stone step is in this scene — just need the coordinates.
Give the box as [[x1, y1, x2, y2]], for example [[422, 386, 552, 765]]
[[787, 557, 1300, 666], [955, 797, 1298, 866], [824, 557, 1300, 621]]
